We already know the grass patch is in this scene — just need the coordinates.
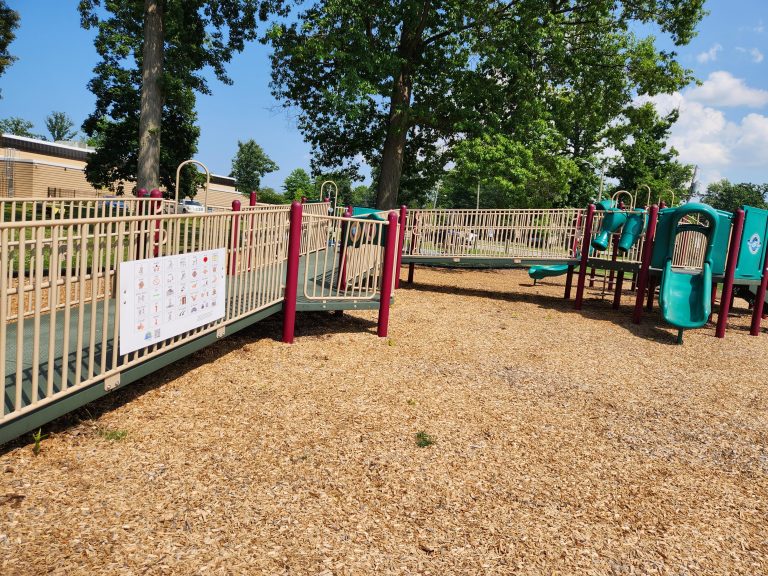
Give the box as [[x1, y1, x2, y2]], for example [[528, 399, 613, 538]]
[[98, 428, 128, 442], [415, 431, 435, 448], [31, 428, 47, 456]]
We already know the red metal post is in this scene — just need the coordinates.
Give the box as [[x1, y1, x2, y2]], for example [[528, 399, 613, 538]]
[[150, 188, 163, 257], [230, 199, 241, 274], [564, 265, 574, 299], [378, 211, 399, 337], [395, 205, 407, 289], [301, 196, 307, 204], [612, 271, 624, 309], [574, 204, 596, 310], [407, 263, 415, 284], [751, 244, 768, 334], [717, 208, 745, 338], [282, 201, 303, 344], [249, 191, 257, 207], [589, 267, 596, 288], [632, 204, 659, 324]]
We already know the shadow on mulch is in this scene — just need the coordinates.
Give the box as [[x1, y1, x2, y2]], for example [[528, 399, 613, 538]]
[[1, 310, 378, 456], [399, 279, 722, 346]]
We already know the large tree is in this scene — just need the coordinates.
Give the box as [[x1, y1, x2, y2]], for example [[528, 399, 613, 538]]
[[267, 0, 705, 209], [79, 0, 268, 193], [45, 111, 78, 141], [0, 1, 19, 95], [282, 167, 313, 201], [0, 117, 44, 139], [701, 180, 768, 213], [231, 139, 279, 193], [607, 103, 695, 206]]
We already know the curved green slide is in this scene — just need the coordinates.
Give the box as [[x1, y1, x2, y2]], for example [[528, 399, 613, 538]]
[[592, 199, 627, 251], [618, 209, 646, 253], [528, 263, 571, 280], [658, 203, 720, 339]]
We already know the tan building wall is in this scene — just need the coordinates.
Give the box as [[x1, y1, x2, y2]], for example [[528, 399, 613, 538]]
[[0, 135, 239, 203]]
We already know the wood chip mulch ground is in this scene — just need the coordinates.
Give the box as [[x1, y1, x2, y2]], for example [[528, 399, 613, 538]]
[[1, 266, 767, 575]]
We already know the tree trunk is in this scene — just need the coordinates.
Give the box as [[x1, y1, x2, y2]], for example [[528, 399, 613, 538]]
[[137, 0, 164, 192], [375, 70, 412, 209]]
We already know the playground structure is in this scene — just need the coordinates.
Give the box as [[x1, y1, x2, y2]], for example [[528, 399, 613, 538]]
[[3, 183, 768, 446], [400, 196, 768, 343], [0, 192, 401, 444]]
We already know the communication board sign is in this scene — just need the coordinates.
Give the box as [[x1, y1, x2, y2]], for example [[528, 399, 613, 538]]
[[119, 248, 226, 355]]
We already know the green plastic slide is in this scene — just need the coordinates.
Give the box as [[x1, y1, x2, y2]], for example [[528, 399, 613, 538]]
[[528, 264, 571, 280], [618, 209, 646, 254], [659, 261, 712, 329], [657, 203, 720, 332], [591, 200, 627, 251]]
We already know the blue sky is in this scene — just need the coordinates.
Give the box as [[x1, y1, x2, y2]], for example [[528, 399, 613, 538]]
[[0, 1, 766, 192]]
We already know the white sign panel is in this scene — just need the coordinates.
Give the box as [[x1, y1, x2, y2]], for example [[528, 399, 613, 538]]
[[119, 248, 226, 355]]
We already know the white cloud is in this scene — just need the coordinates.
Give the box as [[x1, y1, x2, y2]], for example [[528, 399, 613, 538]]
[[636, 89, 768, 179], [737, 46, 765, 63], [687, 71, 768, 108], [696, 44, 722, 63]]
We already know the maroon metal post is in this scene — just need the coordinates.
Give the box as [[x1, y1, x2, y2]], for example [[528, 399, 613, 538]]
[[716, 208, 745, 338], [249, 191, 257, 207], [632, 204, 659, 324], [612, 271, 624, 309], [150, 188, 163, 257], [230, 199, 241, 274], [282, 201, 303, 344], [301, 196, 307, 204], [751, 244, 768, 334], [377, 211, 399, 337], [574, 204, 596, 310], [407, 263, 415, 284], [395, 205, 407, 289], [589, 267, 596, 287], [564, 265, 574, 299]]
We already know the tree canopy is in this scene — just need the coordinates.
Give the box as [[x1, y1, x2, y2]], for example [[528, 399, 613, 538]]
[[701, 180, 768, 213], [282, 168, 313, 201], [45, 111, 78, 142], [607, 103, 695, 206], [230, 139, 279, 193], [78, 0, 270, 194], [267, 0, 705, 208], [0, 117, 44, 139], [0, 1, 19, 95]]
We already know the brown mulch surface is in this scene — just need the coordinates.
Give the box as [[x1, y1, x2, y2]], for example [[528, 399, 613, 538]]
[[1, 266, 767, 575]]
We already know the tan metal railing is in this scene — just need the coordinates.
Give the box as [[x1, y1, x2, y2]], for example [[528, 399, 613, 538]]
[[404, 208, 584, 260], [0, 207, 291, 426], [301, 213, 395, 301], [0, 197, 176, 224]]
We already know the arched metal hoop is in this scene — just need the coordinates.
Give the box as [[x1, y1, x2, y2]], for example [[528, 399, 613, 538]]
[[175, 160, 211, 208]]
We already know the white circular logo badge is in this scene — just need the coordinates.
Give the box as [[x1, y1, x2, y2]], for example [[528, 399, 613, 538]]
[[747, 232, 762, 255]]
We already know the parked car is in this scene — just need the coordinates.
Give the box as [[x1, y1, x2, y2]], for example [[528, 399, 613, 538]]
[[103, 196, 126, 210], [173, 199, 205, 214]]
